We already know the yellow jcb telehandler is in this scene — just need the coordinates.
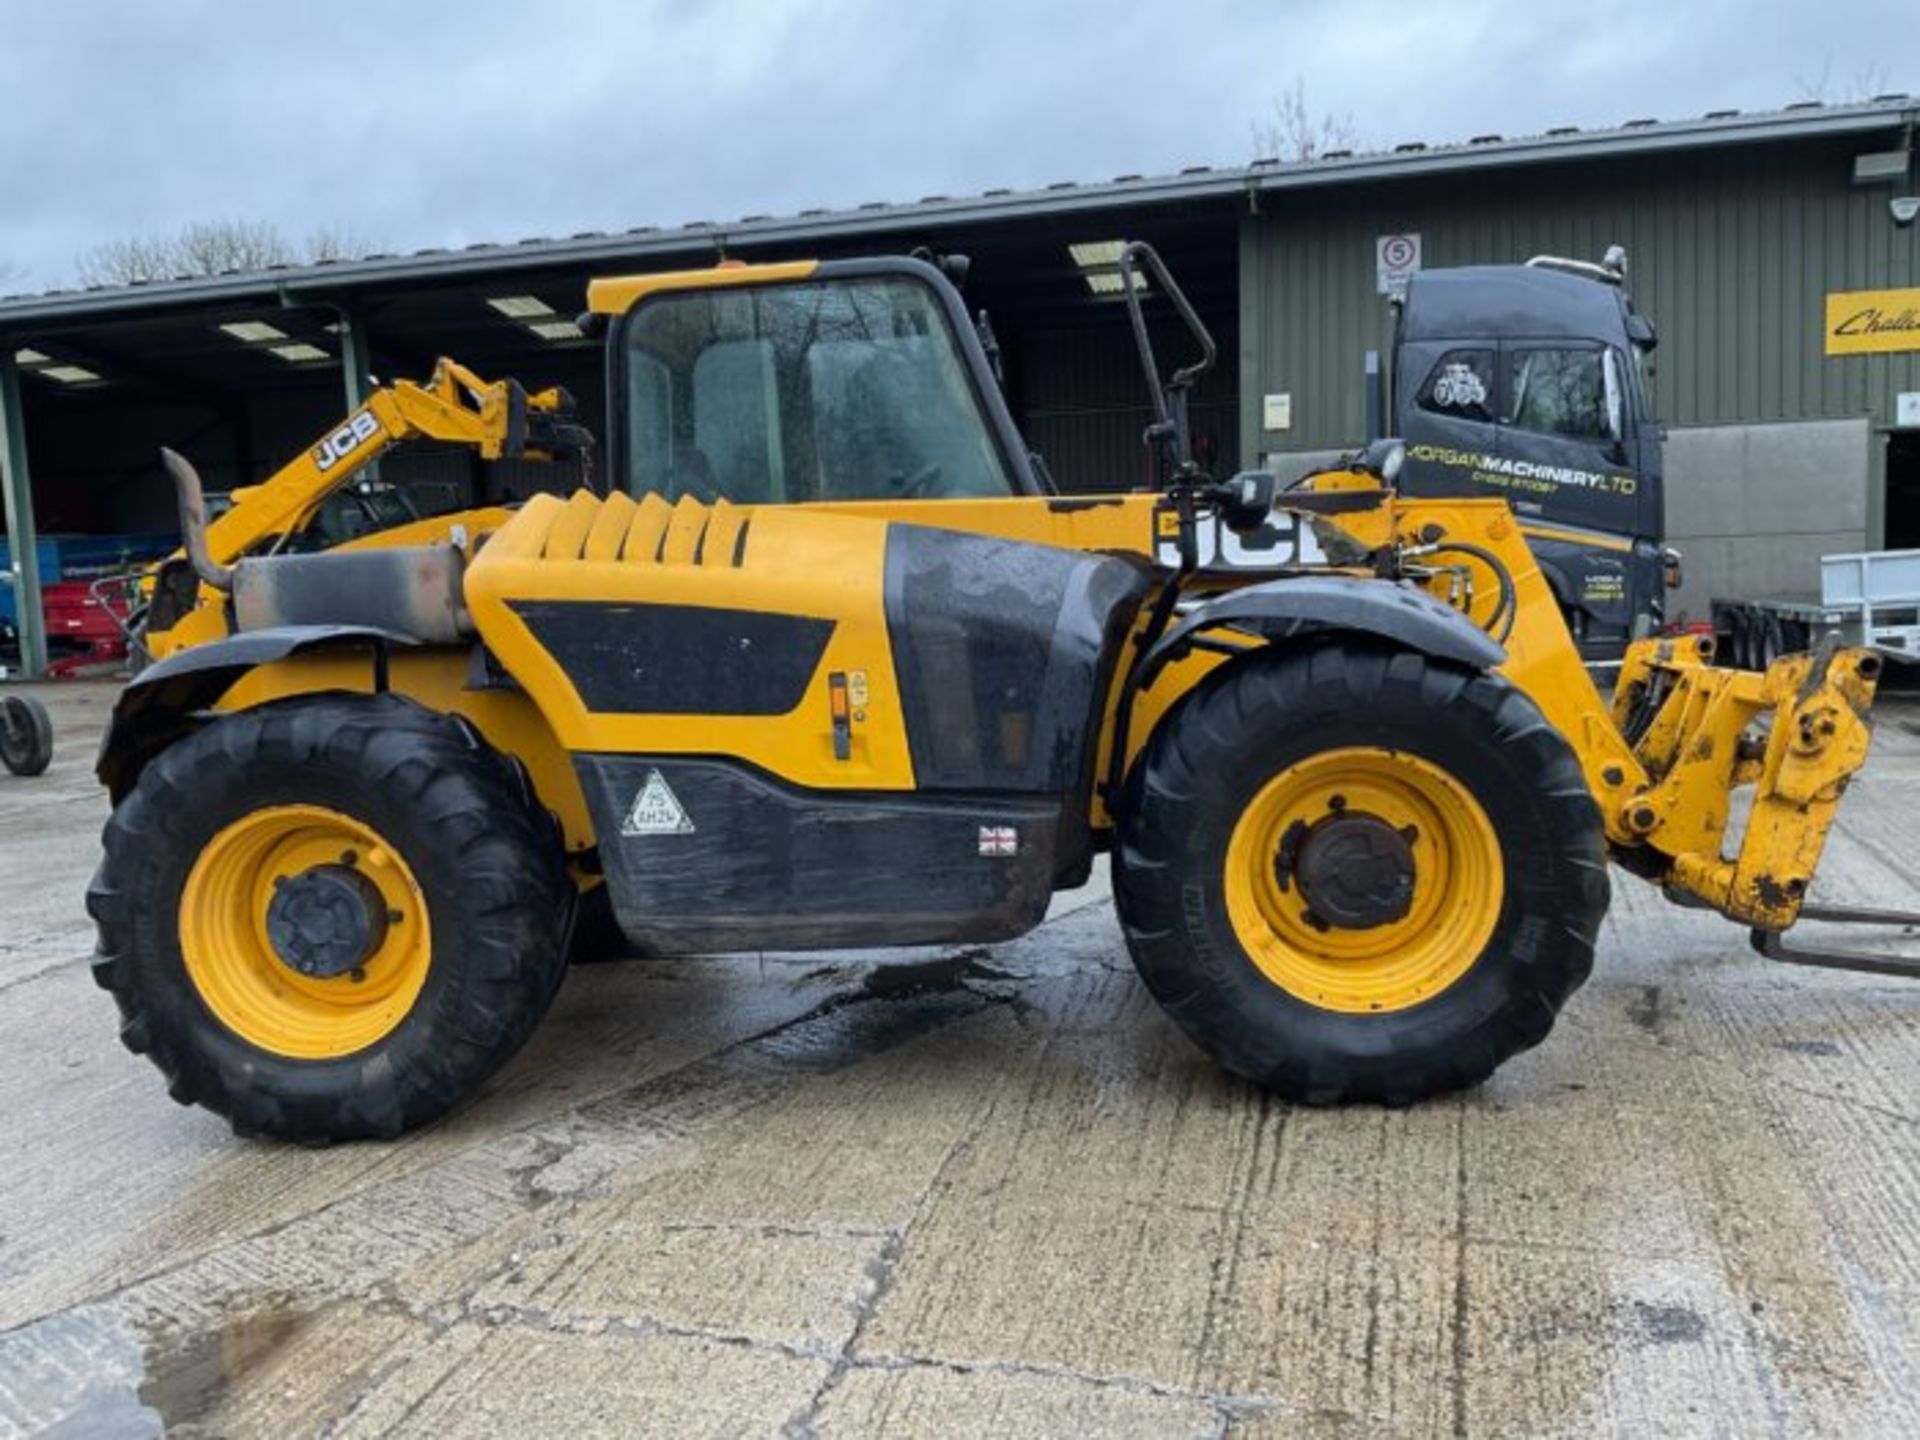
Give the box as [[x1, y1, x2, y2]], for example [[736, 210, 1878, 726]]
[[90, 245, 1905, 1141]]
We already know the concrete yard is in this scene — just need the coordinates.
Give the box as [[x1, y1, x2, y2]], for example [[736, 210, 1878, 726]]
[[0, 680, 1917, 1438]]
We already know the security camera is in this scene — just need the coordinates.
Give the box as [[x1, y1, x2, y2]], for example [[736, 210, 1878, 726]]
[[1893, 196, 1920, 226]]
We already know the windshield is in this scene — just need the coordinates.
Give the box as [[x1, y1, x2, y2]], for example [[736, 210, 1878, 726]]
[[623, 275, 1015, 504]]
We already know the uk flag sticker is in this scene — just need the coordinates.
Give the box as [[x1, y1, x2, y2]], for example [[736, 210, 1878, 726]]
[[977, 826, 1019, 857]]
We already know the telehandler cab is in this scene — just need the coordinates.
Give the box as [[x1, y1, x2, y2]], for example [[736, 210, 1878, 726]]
[[91, 245, 1907, 1141]]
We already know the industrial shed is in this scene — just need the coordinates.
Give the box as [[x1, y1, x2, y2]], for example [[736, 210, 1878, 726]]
[[2, 95, 1916, 674]]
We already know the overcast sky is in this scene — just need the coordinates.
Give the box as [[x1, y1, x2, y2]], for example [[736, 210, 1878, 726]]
[[1, 0, 1910, 289]]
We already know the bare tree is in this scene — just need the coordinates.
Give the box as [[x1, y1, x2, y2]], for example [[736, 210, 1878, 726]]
[[75, 235, 178, 287], [304, 225, 382, 264], [75, 220, 381, 287], [1792, 59, 1892, 104], [175, 219, 292, 275], [1252, 79, 1359, 163]]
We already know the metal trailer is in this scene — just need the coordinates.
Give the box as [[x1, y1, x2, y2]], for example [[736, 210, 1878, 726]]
[[1712, 548, 1920, 671]]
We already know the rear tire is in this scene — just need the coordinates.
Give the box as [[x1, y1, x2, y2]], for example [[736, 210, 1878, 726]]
[[89, 694, 572, 1142], [1114, 643, 1608, 1105], [0, 695, 53, 776]]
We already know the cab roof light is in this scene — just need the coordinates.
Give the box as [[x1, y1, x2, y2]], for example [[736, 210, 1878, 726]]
[[269, 343, 331, 364], [219, 320, 288, 343], [488, 295, 555, 318], [527, 319, 587, 342]]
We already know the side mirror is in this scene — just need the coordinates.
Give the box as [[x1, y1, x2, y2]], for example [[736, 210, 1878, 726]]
[[1601, 349, 1626, 445], [1216, 470, 1278, 533]]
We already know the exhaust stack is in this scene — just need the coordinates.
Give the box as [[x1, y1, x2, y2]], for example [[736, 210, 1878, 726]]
[[160, 447, 233, 592]]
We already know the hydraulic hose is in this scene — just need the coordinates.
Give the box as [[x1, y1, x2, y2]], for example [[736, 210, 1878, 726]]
[[1413, 541, 1517, 645]]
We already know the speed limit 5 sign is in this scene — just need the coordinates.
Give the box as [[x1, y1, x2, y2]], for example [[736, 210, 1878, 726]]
[[1376, 233, 1422, 295]]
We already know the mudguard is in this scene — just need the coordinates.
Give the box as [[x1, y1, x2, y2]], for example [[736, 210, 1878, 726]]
[[97, 624, 418, 797], [1140, 574, 1504, 684]]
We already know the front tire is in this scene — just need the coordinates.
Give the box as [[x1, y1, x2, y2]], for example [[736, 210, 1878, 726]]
[[89, 694, 572, 1142], [1115, 643, 1608, 1105]]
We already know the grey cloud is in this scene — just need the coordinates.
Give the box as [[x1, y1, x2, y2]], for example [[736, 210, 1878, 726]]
[[0, 0, 1908, 287]]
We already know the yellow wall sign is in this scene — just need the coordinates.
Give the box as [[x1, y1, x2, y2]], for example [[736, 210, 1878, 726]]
[[1825, 287, 1920, 356]]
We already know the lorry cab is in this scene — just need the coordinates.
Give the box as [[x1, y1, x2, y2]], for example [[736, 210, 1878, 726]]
[[1392, 255, 1664, 663]]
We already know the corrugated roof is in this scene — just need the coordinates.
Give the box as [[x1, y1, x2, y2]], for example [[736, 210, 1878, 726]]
[[2, 94, 1911, 327]]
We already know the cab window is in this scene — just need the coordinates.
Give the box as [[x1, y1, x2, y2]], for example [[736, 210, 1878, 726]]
[[1415, 349, 1494, 423], [1504, 347, 1607, 440], [623, 275, 1013, 503]]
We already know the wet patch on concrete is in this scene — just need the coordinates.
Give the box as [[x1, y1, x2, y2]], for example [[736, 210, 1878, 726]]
[[859, 949, 1012, 1000], [0, 1307, 162, 1439], [1626, 984, 1670, 1040], [1626, 1300, 1709, 1347], [135, 1303, 313, 1435]]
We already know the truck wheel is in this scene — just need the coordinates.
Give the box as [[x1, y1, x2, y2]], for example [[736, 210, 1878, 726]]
[[1, 695, 53, 776], [88, 694, 572, 1142], [1114, 643, 1609, 1105]]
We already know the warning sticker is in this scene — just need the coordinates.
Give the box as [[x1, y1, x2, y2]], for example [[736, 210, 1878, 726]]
[[622, 768, 695, 836]]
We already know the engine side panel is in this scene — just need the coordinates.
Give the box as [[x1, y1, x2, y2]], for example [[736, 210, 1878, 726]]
[[464, 491, 918, 790]]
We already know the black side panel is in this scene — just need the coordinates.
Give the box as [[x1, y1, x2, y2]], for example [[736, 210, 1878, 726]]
[[884, 524, 1150, 793], [511, 600, 834, 715], [576, 755, 1060, 952]]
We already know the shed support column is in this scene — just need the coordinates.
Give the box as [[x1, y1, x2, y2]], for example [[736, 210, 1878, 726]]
[[337, 307, 378, 481], [0, 354, 47, 679], [339, 308, 374, 412]]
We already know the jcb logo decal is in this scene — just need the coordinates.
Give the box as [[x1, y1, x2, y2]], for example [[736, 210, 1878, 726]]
[[311, 410, 381, 472], [1156, 513, 1324, 570]]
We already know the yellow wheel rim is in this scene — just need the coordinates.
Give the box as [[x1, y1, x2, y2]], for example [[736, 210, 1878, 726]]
[[179, 804, 432, 1060], [1223, 747, 1504, 1014]]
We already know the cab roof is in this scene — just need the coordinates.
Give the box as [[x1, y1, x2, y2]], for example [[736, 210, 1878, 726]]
[[1398, 265, 1630, 345], [585, 259, 819, 316]]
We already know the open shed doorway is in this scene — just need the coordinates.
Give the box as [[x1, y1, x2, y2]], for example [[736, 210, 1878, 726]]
[[1883, 429, 1920, 552]]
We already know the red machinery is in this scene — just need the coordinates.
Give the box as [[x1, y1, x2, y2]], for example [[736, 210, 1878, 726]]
[[42, 579, 129, 677]]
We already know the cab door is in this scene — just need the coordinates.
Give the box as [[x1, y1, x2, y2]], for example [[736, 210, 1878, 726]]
[[1494, 341, 1638, 531], [1495, 340, 1644, 650]]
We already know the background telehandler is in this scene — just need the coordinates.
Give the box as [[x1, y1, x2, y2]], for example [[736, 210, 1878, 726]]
[[89, 244, 1904, 1141]]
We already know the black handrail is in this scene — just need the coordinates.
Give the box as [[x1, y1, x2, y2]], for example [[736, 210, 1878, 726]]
[[1117, 241, 1218, 482]]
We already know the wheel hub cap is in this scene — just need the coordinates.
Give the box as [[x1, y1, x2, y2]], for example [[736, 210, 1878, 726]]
[[266, 864, 390, 979], [1292, 813, 1416, 930]]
